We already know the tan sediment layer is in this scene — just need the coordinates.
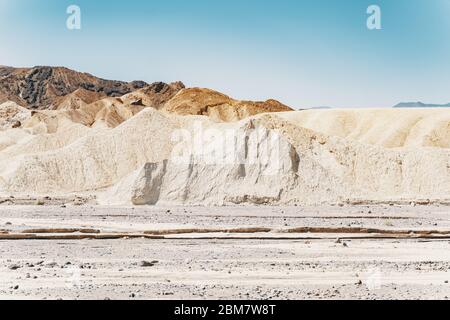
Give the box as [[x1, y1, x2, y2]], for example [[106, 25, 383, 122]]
[[2, 226, 450, 241], [20, 228, 101, 234], [0, 233, 164, 240], [143, 227, 272, 235]]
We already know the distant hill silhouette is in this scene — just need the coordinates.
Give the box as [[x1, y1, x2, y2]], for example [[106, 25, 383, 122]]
[[394, 102, 450, 108]]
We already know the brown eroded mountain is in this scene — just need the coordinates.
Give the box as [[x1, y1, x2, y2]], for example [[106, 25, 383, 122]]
[[21, 81, 187, 132], [0, 66, 147, 109], [121, 81, 185, 109], [163, 88, 293, 122], [1, 65, 294, 129], [54, 88, 107, 110]]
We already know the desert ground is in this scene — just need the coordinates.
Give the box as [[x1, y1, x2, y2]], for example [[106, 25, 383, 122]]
[[1, 203, 450, 300]]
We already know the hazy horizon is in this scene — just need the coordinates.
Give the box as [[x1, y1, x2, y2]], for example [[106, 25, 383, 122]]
[[1, 0, 449, 108]]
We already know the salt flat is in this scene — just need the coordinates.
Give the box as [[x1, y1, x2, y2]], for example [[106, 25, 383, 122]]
[[1, 204, 450, 300]]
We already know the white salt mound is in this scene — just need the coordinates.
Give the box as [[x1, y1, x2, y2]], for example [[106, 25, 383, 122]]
[[1, 108, 450, 205], [278, 108, 450, 148]]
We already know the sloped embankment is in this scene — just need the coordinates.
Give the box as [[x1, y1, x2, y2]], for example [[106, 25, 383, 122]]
[[0, 108, 449, 206]]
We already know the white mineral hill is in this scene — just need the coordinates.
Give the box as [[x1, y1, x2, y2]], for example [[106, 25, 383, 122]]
[[0, 104, 449, 206]]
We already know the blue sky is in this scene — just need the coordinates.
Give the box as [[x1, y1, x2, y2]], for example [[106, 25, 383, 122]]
[[0, 0, 449, 108]]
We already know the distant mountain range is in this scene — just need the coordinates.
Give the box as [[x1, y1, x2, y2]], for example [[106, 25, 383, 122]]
[[393, 102, 450, 108]]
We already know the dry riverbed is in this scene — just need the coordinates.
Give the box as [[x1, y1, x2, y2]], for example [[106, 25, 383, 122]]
[[1, 204, 450, 300]]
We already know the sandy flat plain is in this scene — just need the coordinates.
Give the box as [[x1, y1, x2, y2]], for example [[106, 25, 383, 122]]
[[1, 204, 450, 300]]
